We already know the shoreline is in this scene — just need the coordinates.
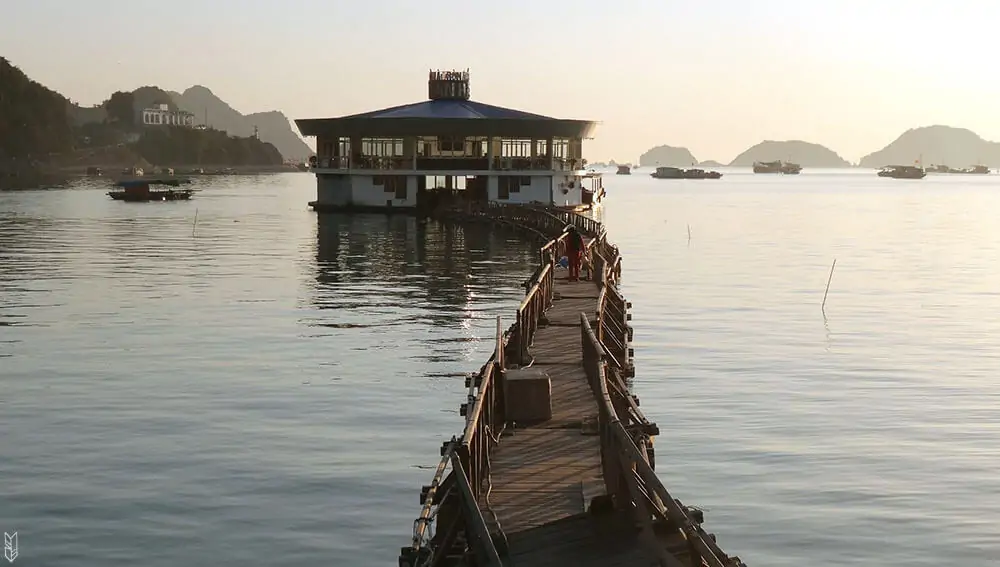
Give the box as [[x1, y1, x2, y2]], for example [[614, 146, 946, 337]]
[[1, 164, 308, 190], [60, 164, 307, 176]]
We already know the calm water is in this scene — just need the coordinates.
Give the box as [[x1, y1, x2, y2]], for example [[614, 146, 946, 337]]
[[2, 170, 998, 566]]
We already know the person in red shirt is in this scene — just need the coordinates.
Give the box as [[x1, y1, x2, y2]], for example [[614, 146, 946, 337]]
[[565, 225, 585, 282]]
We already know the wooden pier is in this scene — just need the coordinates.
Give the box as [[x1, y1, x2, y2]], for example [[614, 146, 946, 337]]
[[400, 204, 746, 567]]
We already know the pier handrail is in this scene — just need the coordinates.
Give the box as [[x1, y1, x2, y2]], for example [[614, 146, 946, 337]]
[[583, 236, 746, 567], [401, 204, 604, 567], [582, 312, 739, 567], [401, 204, 745, 567]]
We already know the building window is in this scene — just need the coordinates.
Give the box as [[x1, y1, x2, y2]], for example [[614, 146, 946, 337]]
[[361, 138, 404, 157], [500, 139, 532, 158], [535, 140, 548, 156], [438, 136, 465, 153], [498, 176, 526, 199], [552, 138, 569, 159], [379, 176, 407, 199]]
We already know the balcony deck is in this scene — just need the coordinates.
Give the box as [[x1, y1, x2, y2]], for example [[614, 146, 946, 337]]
[[310, 156, 586, 174]]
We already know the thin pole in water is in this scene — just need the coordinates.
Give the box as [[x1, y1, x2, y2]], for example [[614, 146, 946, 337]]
[[192, 208, 199, 237], [687, 223, 691, 244], [822, 259, 837, 314]]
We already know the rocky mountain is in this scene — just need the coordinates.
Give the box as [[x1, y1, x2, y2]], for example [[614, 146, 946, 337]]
[[639, 145, 699, 167], [169, 86, 313, 161], [858, 125, 1000, 168], [729, 140, 850, 167]]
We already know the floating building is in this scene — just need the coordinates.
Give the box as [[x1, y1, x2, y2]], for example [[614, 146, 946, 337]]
[[295, 70, 603, 213]]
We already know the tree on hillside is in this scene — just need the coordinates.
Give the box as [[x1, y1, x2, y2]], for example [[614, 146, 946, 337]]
[[132, 126, 283, 166], [106, 91, 136, 126], [0, 57, 74, 159]]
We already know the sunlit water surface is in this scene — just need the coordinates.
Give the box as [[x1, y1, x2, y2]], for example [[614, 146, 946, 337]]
[[1, 170, 997, 566]]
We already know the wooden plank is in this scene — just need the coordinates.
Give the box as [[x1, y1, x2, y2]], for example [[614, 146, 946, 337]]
[[475, 269, 702, 566], [505, 513, 659, 567]]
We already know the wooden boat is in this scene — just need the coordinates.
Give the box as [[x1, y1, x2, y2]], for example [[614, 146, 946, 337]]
[[753, 160, 802, 174], [682, 168, 723, 179], [961, 165, 991, 174], [930, 164, 990, 174], [877, 165, 926, 179], [615, 165, 631, 175], [650, 166, 683, 179], [108, 178, 195, 201], [650, 166, 722, 179]]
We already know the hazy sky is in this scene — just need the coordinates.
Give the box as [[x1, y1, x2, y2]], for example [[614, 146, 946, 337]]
[[3, 0, 999, 163]]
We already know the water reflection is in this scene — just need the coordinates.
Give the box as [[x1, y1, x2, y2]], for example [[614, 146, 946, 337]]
[[0, 215, 69, 335], [309, 212, 537, 332]]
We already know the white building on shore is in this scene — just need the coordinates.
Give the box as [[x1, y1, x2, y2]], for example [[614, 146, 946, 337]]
[[141, 104, 196, 128], [295, 70, 603, 213]]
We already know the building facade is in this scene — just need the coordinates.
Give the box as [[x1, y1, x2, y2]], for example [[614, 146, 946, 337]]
[[295, 70, 603, 213], [141, 104, 196, 128]]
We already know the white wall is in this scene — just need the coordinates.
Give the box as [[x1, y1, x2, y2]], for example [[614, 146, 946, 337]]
[[316, 175, 417, 208], [349, 175, 416, 208], [317, 175, 352, 206], [487, 175, 552, 205], [552, 174, 583, 207]]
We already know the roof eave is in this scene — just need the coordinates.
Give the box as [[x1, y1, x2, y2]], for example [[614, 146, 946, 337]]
[[295, 117, 598, 139]]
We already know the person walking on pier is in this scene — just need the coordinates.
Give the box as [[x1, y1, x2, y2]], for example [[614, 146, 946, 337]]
[[565, 225, 585, 282]]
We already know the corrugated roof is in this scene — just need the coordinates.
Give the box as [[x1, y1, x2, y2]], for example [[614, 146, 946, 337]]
[[336, 99, 557, 121]]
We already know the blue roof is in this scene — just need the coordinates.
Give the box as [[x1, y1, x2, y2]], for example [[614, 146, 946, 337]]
[[336, 99, 557, 121]]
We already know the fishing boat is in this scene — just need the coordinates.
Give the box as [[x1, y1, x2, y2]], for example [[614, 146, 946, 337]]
[[877, 165, 926, 179], [108, 178, 195, 201], [650, 166, 722, 179], [615, 165, 631, 175], [650, 166, 683, 179], [961, 165, 991, 174], [929, 164, 990, 174], [682, 168, 722, 179], [753, 160, 802, 174]]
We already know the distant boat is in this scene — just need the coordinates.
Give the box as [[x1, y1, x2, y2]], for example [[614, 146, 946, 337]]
[[650, 166, 722, 179], [650, 166, 683, 179], [929, 164, 990, 175], [962, 165, 991, 174], [108, 178, 195, 201], [877, 165, 926, 179], [753, 160, 802, 174], [616, 165, 631, 175]]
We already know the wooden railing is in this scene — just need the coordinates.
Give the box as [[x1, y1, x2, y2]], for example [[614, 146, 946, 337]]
[[400, 204, 746, 567], [311, 156, 584, 172], [582, 236, 747, 567], [400, 204, 602, 567], [402, 318, 507, 567]]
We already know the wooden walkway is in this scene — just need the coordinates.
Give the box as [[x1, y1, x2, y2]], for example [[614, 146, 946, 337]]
[[400, 204, 745, 567], [485, 270, 660, 566], [484, 271, 601, 529], [483, 269, 697, 567]]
